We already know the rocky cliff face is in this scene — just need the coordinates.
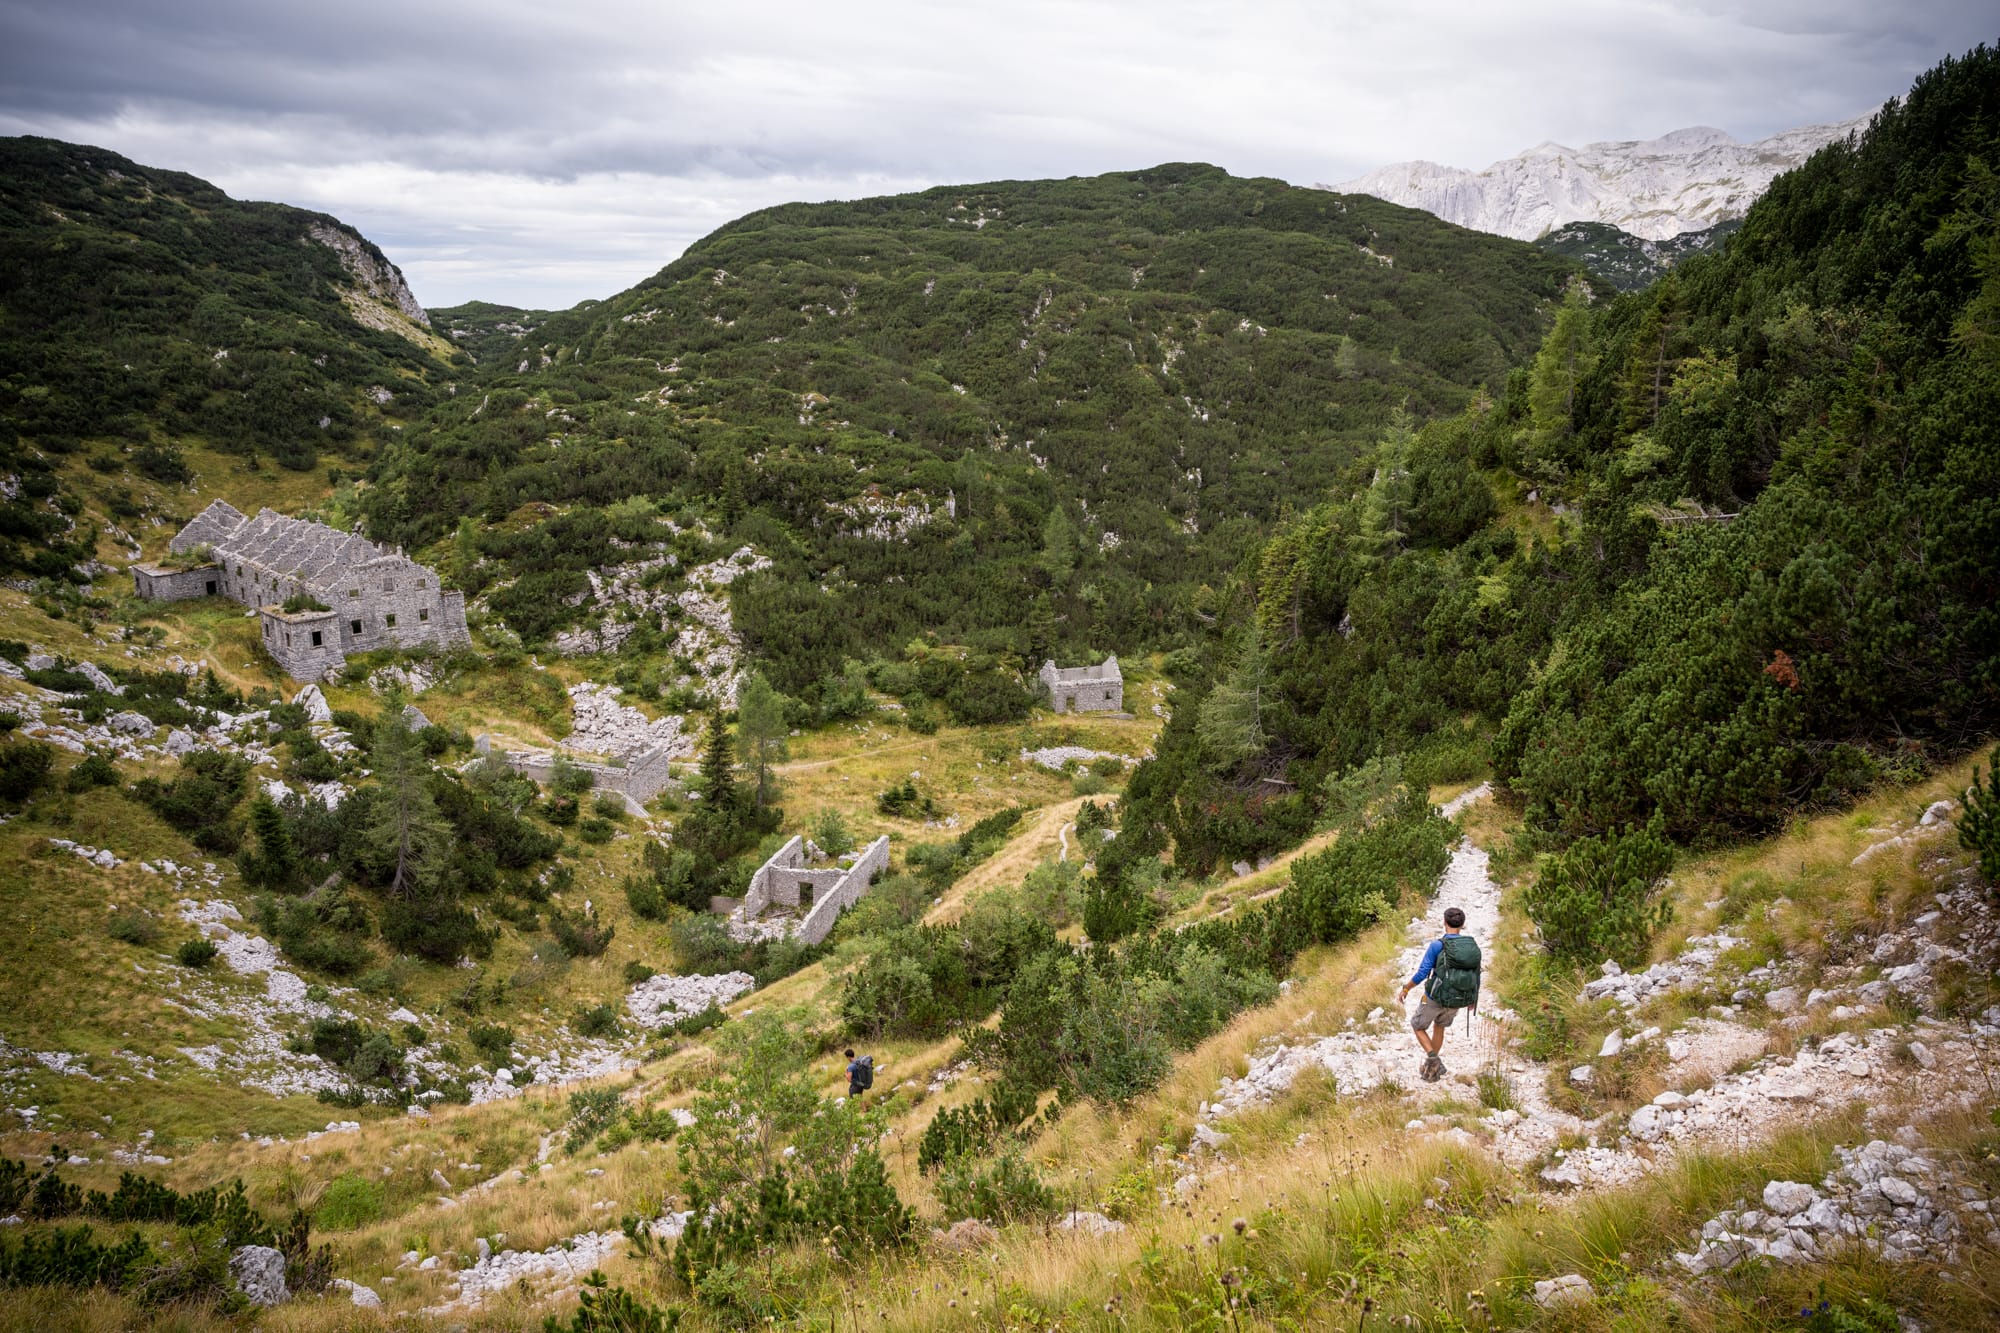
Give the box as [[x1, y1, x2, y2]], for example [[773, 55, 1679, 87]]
[[308, 221, 430, 327], [1331, 111, 1874, 242]]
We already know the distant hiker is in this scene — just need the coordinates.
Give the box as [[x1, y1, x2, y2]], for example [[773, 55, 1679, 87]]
[[845, 1048, 875, 1099], [1398, 906, 1481, 1083]]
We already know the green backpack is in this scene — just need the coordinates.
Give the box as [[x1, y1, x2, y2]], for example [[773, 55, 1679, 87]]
[[1426, 934, 1482, 1009]]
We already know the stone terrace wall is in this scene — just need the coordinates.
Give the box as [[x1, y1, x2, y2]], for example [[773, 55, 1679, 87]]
[[797, 836, 891, 946]]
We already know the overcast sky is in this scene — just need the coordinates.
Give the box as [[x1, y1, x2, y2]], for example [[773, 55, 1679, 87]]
[[1, 1, 1990, 308]]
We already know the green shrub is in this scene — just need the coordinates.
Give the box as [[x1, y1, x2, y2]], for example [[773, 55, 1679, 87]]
[[542, 1270, 683, 1333], [572, 1003, 623, 1039], [0, 737, 54, 803], [592, 791, 627, 821], [578, 816, 615, 843], [934, 1150, 1059, 1223], [1962, 763, 2000, 886], [174, 938, 218, 969], [564, 1087, 624, 1152], [107, 910, 161, 948], [64, 752, 119, 792], [469, 1024, 514, 1065], [875, 779, 937, 819], [313, 1174, 384, 1231], [624, 960, 656, 985], [1523, 817, 1675, 966], [811, 808, 854, 858], [552, 908, 614, 958]]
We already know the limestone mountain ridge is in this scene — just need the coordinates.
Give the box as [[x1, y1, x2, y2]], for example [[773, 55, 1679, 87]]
[[1331, 108, 1876, 242]]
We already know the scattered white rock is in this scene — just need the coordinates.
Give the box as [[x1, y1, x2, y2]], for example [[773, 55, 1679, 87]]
[[1532, 1274, 1594, 1308], [229, 1245, 289, 1306]]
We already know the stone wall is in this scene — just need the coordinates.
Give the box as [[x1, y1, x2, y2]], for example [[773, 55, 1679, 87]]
[[132, 563, 221, 602], [1040, 656, 1123, 714], [260, 608, 345, 681], [475, 736, 680, 809], [796, 837, 891, 946]]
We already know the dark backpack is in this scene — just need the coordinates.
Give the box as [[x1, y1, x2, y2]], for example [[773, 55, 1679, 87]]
[[1425, 934, 1481, 1009], [854, 1056, 874, 1090]]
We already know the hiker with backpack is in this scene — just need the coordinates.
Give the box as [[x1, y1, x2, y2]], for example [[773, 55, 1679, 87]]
[[1398, 906, 1481, 1083], [844, 1048, 875, 1099]]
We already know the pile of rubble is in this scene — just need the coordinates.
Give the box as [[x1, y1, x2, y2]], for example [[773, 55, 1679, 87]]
[[1676, 1139, 2000, 1274], [625, 971, 756, 1030], [1580, 933, 1752, 1009], [1021, 746, 1136, 771], [424, 1212, 690, 1314]]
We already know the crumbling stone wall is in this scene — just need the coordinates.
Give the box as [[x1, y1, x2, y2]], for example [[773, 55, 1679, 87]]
[[796, 837, 891, 945], [475, 735, 679, 808]]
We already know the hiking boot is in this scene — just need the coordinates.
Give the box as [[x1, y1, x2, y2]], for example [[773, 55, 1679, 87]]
[[1420, 1053, 1443, 1082]]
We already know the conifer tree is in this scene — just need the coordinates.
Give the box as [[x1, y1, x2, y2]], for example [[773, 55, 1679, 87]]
[[735, 672, 790, 808], [242, 795, 298, 890], [367, 711, 448, 898], [700, 707, 739, 816]]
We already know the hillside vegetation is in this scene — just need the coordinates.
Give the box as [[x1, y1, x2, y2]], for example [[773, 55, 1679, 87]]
[[0, 43, 1995, 1333], [360, 164, 1583, 698], [1108, 45, 2000, 880]]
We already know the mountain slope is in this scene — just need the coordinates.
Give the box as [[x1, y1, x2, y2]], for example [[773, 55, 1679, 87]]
[[1107, 45, 2000, 875], [1533, 217, 1739, 292], [361, 164, 1584, 697], [1333, 111, 1873, 241], [0, 136, 455, 476]]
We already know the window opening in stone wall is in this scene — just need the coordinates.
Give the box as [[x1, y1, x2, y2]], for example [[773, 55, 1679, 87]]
[[385, 613, 397, 628], [310, 631, 323, 647], [349, 588, 360, 598], [350, 620, 362, 635], [284, 633, 292, 646], [419, 608, 429, 621], [205, 580, 217, 595]]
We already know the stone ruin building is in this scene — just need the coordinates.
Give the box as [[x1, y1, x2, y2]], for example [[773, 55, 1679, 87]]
[[720, 834, 892, 946], [132, 501, 469, 680], [1040, 654, 1123, 714]]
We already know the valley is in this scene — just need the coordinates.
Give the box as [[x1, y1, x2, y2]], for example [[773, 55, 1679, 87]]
[[0, 41, 1996, 1333]]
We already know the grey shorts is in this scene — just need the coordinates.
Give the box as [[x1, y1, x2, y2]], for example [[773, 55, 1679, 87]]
[[1410, 994, 1463, 1031]]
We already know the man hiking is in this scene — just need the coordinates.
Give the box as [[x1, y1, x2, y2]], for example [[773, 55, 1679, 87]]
[[1398, 906, 1480, 1082], [844, 1048, 875, 1100]]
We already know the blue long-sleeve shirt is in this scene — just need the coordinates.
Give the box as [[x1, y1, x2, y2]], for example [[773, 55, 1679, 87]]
[[1410, 935, 1455, 986]]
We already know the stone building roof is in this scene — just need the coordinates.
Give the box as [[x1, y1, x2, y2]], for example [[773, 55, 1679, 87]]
[[169, 499, 248, 554], [1044, 655, 1121, 683], [169, 504, 430, 596]]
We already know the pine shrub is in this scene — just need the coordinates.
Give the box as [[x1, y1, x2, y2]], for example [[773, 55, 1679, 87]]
[[174, 938, 217, 968], [1962, 763, 2000, 886], [1524, 817, 1675, 966]]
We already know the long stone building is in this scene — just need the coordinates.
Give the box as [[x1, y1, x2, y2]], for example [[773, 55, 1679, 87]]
[[1040, 654, 1123, 713], [132, 500, 469, 679]]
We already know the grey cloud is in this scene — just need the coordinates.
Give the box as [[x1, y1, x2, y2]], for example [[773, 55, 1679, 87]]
[[1, 1, 1991, 304]]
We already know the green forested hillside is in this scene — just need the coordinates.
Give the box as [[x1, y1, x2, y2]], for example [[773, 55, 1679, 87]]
[[360, 165, 1584, 696], [1109, 45, 2000, 875], [1533, 217, 1739, 291], [0, 137, 456, 577]]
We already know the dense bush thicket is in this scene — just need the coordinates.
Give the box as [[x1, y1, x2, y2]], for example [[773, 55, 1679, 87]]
[[1113, 46, 2000, 869]]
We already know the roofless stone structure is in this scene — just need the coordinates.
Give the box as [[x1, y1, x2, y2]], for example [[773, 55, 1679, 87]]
[[1040, 654, 1123, 714], [133, 500, 469, 679]]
